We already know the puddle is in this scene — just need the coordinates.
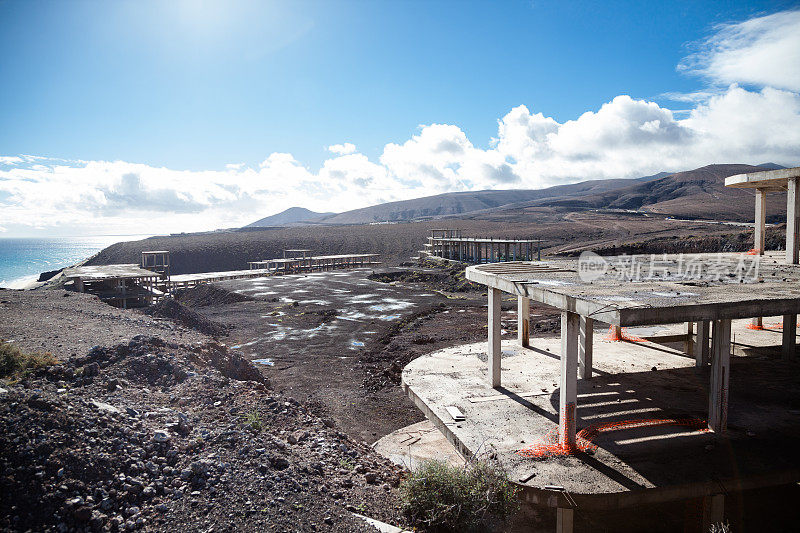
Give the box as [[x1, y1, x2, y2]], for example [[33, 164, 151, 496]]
[[252, 358, 274, 366], [230, 339, 259, 349], [377, 314, 400, 321], [351, 341, 365, 347], [299, 299, 332, 305]]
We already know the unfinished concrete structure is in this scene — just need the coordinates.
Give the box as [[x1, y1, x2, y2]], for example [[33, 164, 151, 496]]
[[726, 166, 800, 335], [140, 250, 171, 280], [402, 252, 800, 531], [62, 264, 162, 308], [423, 229, 542, 263], [247, 253, 380, 274], [726, 166, 800, 261]]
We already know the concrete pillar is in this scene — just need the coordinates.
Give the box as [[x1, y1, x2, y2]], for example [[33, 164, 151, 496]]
[[755, 188, 766, 254], [685, 322, 694, 357], [488, 288, 502, 388], [788, 177, 800, 264], [559, 311, 579, 448], [517, 296, 530, 348], [782, 314, 796, 360], [696, 320, 710, 366], [708, 319, 731, 433], [701, 494, 725, 532], [579, 316, 593, 379], [556, 507, 574, 533]]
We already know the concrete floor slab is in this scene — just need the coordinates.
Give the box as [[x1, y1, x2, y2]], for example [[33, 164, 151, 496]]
[[373, 420, 464, 470], [402, 335, 800, 509]]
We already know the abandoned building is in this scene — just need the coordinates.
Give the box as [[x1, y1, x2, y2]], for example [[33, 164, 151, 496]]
[[401, 167, 800, 532], [423, 229, 542, 262]]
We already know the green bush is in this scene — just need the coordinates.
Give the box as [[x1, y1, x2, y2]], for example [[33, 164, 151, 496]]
[[400, 460, 520, 532], [0, 340, 58, 379]]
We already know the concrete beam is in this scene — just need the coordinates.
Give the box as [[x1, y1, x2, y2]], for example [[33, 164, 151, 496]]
[[755, 188, 766, 254], [579, 315, 593, 379], [517, 296, 530, 348], [789, 177, 800, 264], [560, 311, 579, 448], [708, 319, 731, 433], [488, 288, 502, 388], [696, 320, 710, 367], [782, 314, 796, 360]]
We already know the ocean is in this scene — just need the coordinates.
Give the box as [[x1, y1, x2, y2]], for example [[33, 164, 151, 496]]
[[0, 235, 152, 288]]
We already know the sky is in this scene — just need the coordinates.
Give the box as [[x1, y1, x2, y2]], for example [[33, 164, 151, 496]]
[[1, 0, 799, 237]]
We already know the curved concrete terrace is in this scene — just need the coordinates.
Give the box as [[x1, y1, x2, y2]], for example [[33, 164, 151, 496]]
[[402, 333, 800, 516]]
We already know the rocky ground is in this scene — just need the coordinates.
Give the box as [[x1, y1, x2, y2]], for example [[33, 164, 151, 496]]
[[0, 290, 406, 533]]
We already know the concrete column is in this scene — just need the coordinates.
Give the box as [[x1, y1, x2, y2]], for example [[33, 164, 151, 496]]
[[488, 288, 502, 388], [782, 314, 796, 360], [708, 319, 731, 433], [755, 188, 766, 254], [701, 494, 725, 532], [578, 316, 593, 379], [685, 322, 694, 357], [556, 507, 574, 533], [559, 311, 579, 448], [696, 320, 710, 366], [788, 177, 800, 264], [517, 296, 530, 348]]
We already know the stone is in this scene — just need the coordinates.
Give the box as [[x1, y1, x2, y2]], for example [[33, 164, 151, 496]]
[[152, 430, 170, 443], [91, 399, 120, 414]]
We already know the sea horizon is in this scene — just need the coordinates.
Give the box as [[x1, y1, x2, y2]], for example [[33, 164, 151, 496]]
[[0, 234, 154, 288]]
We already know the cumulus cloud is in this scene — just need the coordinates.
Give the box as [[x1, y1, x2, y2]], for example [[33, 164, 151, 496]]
[[679, 9, 800, 92], [1, 9, 799, 236], [327, 143, 357, 155]]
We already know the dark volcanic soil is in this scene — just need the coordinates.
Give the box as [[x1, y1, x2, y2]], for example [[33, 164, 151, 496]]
[[0, 290, 406, 532], [181, 264, 560, 442]]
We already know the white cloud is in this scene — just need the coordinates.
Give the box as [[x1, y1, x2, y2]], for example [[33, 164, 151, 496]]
[[679, 9, 800, 91], [0, 226, 6, 232], [1, 9, 799, 236], [327, 143, 357, 155]]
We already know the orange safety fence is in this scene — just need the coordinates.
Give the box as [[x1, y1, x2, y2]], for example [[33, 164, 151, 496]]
[[516, 417, 709, 460], [604, 325, 647, 342], [745, 249, 760, 255]]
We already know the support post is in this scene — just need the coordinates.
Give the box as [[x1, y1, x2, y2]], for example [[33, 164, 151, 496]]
[[788, 177, 800, 264], [578, 316, 593, 379], [556, 507, 574, 533], [696, 320, 710, 367], [685, 322, 694, 357], [708, 319, 731, 433], [701, 494, 725, 532], [517, 296, 530, 348], [782, 314, 796, 360], [755, 188, 766, 254], [559, 311, 579, 448], [488, 288, 502, 388]]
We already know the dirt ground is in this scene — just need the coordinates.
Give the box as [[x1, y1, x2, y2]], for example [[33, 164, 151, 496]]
[[179, 264, 560, 443]]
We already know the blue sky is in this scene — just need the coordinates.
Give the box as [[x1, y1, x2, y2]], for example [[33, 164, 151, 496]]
[[1, 0, 799, 236], [0, 0, 794, 169]]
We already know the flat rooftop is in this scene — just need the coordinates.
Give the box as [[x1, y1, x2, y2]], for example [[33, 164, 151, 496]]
[[725, 166, 800, 189], [466, 252, 800, 326], [403, 329, 800, 509], [62, 264, 158, 280]]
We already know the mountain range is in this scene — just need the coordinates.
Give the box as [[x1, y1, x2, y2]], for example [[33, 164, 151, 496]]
[[246, 163, 790, 227]]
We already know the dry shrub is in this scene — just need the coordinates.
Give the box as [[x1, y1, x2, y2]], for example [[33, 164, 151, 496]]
[[0, 340, 58, 379], [400, 460, 519, 532]]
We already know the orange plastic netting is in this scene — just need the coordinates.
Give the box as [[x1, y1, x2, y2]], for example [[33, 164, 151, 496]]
[[604, 325, 646, 342], [516, 417, 709, 459]]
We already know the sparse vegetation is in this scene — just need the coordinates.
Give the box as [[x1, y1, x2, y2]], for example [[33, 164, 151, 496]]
[[0, 340, 57, 380], [399, 460, 519, 532], [243, 409, 263, 432], [710, 522, 731, 533]]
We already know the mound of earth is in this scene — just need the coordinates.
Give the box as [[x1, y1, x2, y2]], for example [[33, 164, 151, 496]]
[[367, 262, 479, 293], [0, 335, 404, 532], [172, 285, 255, 308], [143, 299, 230, 337]]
